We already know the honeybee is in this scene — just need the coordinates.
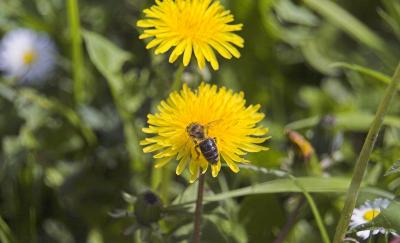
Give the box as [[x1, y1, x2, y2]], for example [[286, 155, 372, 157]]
[[186, 122, 219, 165]]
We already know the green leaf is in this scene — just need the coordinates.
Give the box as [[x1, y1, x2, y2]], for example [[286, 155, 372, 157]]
[[83, 30, 143, 171], [286, 112, 400, 131], [303, 0, 390, 57], [82, 30, 131, 83], [301, 40, 338, 75], [385, 160, 400, 176], [332, 62, 392, 85], [19, 89, 97, 146], [204, 177, 393, 202], [290, 176, 330, 243], [274, 0, 318, 27], [380, 0, 400, 40], [239, 195, 284, 242], [0, 215, 16, 243]]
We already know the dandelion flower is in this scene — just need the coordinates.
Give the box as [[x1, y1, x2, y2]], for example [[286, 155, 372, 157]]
[[350, 198, 394, 240], [136, 0, 244, 70], [141, 82, 269, 182], [0, 28, 56, 83]]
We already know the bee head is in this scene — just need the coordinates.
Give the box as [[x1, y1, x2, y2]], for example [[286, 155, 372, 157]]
[[186, 122, 205, 140]]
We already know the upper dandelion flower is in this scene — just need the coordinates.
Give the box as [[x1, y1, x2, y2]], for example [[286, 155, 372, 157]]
[[350, 198, 396, 239], [141, 83, 269, 182], [137, 0, 244, 70], [0, 28, 56, 83]]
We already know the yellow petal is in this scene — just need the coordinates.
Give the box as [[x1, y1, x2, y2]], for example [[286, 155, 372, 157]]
[[194, 44, 206, 69], [176, 156, 189, 175], [143, 143, 164, 153], [169, 40, 186, 63], [146, 38, 163, 49], [211, 162, 221, 177], [183, 39, 192, 66], [221, 153, 240, 173], [154, 157, 173, 168], [200, 43, 219, 70]]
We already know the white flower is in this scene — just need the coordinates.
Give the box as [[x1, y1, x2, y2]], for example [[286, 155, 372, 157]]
[[350, 198, 391, 240], [0, 28, 56, 83]]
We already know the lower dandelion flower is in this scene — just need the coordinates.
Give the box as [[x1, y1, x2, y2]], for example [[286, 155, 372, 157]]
[[350, 198, 395, 240], [141, 83, 270, 182], [0, 28, 56, 83]]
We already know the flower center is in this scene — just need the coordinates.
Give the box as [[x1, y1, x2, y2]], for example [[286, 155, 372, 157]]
[[363, 209, 380, 221], [23, 50, 37, 65], [171, 4, 218, 41]]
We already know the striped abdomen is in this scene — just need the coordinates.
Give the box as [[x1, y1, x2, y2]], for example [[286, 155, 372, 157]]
[[199, 138, 219, 164]]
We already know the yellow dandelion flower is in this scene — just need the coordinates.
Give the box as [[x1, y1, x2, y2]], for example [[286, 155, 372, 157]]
[[136, 0, 244, 70], [140, 83, 270, 182]]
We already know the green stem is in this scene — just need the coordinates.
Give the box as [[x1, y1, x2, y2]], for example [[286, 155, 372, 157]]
[[193, 172, 205, 243], [273, 197, 305, 243], [289, 175, 331, 243], [171, 63, 185, 91], [108, 79, 144, 172], [67, 0, 85, 104], [332, 62, 400, 243], [150, 63, 185, 200], [0, 215, 16, 243]]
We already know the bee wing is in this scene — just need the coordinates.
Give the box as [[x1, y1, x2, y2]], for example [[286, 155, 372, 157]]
[[204, 119, 225, 136], [205, 119, 224, 128]]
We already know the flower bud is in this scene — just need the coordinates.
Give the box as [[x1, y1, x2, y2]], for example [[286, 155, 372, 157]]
[[134, 191, 162, 226]]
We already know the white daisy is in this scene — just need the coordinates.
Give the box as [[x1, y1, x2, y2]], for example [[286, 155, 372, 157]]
[[350, 198, 391, 240], [0, 28, 56, 83]]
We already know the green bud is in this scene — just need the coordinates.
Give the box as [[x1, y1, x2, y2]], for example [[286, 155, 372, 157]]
[[134, 191, 162, 226]]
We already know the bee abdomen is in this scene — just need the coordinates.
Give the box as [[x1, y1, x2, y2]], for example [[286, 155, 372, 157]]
[[199, 139, 219, 164]]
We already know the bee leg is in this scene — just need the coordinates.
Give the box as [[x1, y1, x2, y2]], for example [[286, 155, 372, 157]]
[[194, 145, 201, 159], [213, 137, 217, 143]]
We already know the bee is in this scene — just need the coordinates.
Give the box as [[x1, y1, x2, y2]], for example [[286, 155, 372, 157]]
[[186, 122, 219, 165]]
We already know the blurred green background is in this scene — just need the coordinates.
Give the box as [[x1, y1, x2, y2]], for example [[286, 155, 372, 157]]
[[0, 0, 400, 242]]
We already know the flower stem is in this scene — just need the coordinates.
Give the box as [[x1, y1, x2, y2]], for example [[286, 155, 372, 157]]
[[332, 62, 400, 243], [171, 63, 185, 91], [193, 172, 205, 243], [67, 0, 86, 104], [273, 197, 305, 243]]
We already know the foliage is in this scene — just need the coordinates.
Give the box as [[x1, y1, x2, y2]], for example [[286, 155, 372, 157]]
[[0, 0, 399, 242]]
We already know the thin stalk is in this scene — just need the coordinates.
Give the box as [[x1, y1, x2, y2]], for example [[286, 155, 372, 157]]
[[193, 173, 205, 243], [333, 62, 400, 243], [67, 0, 85, 104], [289, 175, 331, 243], [160, 166, 172, 204], [0, 215, 16, 243], [108, 80, 144, 172], [273, 197, 305, 243], [171, 63, 185, 92]]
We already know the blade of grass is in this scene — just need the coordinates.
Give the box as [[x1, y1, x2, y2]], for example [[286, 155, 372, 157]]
[[0, 215, 16, 243], [67, 0, 86, 104], [202, 177, 393, 201], [20, 89, 97, 146], [83, 30, 144, 171], [332, 62, 400, 243], [285, 112, 400, 131], [0, 83, 96, 145], [303, 0, 393, 63], [288, 175, 330, 243], [332, 62, 392, 84]]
